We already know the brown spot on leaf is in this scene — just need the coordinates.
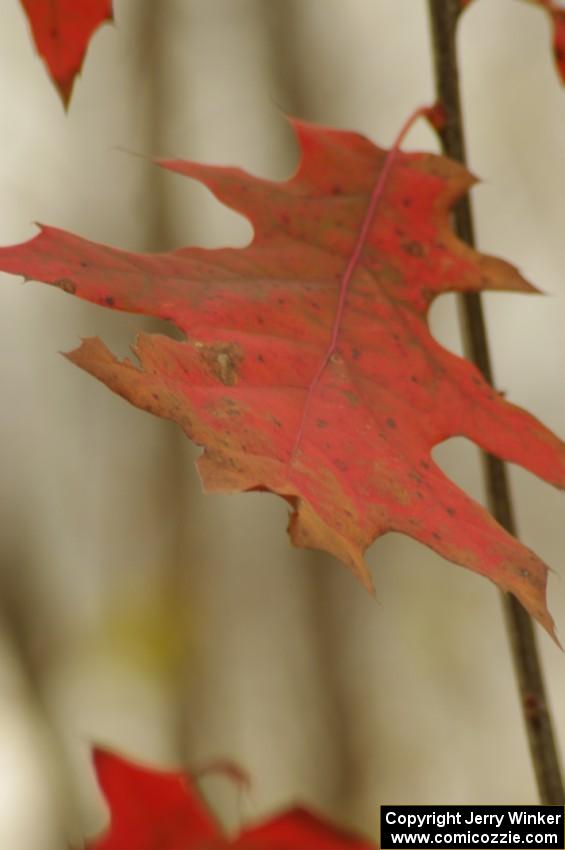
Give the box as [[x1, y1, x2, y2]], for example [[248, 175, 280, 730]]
[[200, 343, 243, 387], [403, 241, 424, 257], [343, 390, 359, 405], [54, 278, 76, 294]]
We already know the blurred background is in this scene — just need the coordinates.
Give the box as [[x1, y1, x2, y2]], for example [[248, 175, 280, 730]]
[[0, 1, 564, 847]]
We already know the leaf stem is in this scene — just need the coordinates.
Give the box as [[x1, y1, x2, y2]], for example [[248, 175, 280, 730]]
[[426, 0, 564, 805], [290, 104, 429, 461]]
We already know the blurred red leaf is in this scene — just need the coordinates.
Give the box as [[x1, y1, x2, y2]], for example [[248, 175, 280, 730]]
[[19, 0, 112, 105], [1, 112, 564, 634], [85, 748, 377, 850]]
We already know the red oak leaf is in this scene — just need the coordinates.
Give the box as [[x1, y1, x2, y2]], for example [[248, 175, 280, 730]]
[[526, 0, 565, 83], [19, 0, 113, 105], [1, 112, 564, 635], [84, 748, 377, 850]]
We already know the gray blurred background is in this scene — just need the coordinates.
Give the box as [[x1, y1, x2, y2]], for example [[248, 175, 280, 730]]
[[0, 1, 564, 847]]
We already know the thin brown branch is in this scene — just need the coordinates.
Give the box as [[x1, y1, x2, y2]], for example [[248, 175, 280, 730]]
[[427, 0, 564, 805]]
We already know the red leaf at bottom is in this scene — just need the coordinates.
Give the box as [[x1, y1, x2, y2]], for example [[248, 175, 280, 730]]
[[84, 748, 377, 850]]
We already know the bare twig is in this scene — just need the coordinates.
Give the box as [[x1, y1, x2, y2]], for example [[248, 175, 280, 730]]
[[427, 0, 564, 805]]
